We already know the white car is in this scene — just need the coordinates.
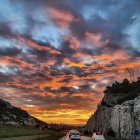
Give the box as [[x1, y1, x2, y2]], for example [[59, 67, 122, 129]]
[[92, 132, 105, 140], [67, 130, 81, 140]]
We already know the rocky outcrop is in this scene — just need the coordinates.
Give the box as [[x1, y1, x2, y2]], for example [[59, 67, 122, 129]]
[[0, 99, 48, 129], [84, 80, 140, 139]]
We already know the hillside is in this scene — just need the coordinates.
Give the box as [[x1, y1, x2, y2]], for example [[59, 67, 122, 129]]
[[84, 79, 140, 139], [0, 99, 47, 129]]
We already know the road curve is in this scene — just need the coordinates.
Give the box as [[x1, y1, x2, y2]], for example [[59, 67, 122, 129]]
[[59, 135, 92, 140]]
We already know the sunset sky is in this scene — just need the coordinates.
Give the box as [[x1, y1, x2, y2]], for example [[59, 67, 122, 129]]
[[0, 0, 140, 125]]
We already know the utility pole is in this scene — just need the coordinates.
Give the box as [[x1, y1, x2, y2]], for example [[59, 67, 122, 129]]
[[136, 57, 140, 72], [125, 67, 136, 82]]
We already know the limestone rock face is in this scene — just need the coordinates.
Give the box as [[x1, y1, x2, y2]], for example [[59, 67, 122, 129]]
[[84, 96, 140, 139]]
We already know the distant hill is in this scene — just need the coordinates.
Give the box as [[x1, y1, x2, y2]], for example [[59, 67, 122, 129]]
[[84, 79, 140, 140], [0, 99, 48, 129], [0, 99, 77, 132]]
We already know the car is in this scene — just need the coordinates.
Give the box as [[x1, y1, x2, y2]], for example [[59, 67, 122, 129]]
[[67, 130, 81, 140], [92, 132, 105, 140]]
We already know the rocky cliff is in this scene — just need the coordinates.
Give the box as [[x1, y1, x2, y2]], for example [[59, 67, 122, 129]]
[[84, 79, 140, 139], [0, 99, 48, 129]]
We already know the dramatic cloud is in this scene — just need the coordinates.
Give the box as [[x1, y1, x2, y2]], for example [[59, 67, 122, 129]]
[[0, 0, 140, 125]]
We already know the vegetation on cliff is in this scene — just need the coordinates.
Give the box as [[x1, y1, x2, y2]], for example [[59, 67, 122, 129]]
[[102, 79, 140, 107]]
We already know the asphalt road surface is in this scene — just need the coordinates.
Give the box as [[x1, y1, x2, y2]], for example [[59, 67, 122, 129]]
[[59, 135, 92, 140]]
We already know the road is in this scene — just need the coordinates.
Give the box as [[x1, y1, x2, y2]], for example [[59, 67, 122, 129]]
[[59, 135, 92, 140]]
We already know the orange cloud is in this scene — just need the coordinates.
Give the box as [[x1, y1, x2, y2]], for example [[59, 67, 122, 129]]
[[27, 40, 61, 55], [85, 32, 109, 47], [47, 8, 77, 28], [64, 58, 86, 68], [64, 36, 80, 50], [0, 57, 11, 65]]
